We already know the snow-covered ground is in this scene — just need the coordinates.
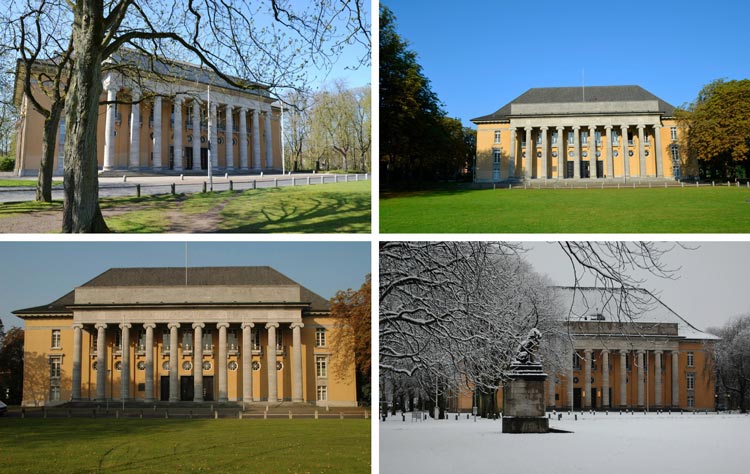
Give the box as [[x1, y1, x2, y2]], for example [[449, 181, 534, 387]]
[[380, 411, 750, 474]]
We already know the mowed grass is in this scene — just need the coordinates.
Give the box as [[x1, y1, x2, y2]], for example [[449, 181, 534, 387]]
[[380, 186, 750, 233], [0, 418, 370, 474], [0, 179, 63, 187]]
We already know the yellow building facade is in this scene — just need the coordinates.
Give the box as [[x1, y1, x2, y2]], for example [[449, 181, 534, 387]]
[[13, 55, 283, 176], [472, 86, 685, 181], [450, 287, 717, 413], [14, 267, 357, 407]]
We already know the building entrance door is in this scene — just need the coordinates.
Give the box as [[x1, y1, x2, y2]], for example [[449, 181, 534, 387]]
[[200, 148, 208, 170], [203, 376, 214, 401], [185, 147, 193, 170], [581, 161, 590, 178], [566, 161, 574, 178], [573, 388, 582, 410], [590, 388, 597, 409], [596, 160, 604, 178], [160, 376, 169, 401], [180, 376, 194, 401]]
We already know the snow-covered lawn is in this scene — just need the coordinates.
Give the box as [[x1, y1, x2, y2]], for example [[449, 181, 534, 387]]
[[380, 411, 750, 473]]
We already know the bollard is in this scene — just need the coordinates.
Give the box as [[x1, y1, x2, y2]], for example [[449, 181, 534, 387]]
[[123, 175, 127, 182], [253, 180, 256, 189], [92, 409, 96, 419], [509, 184, 512, 190], [140, 410, 143, 419], [345, 174, 349, 182], [274, 178, 278, 187], [558, 413, 562, 421], [712, 181, 715, 187], [260, 171, 264, 177], [43, 407, 47, 418], [136, 183, 141, 197], [116, 410, 119, 419], [402, 413, 405, 422], [264, 411, 267, 419], [315, 410, 319, 420], [289, 411, 293, 419], [202, 181, 207, 193], [171, 183, 176, 195], [229, 180, 233, 191], [189, 410, 193, 419], [292, 178, 295, 186], [335, 175, 338, 183], [238, 411, 242, 419], [340, 412, 344, 420], [307, 176, 310, 185], [493, 183, 496, 190], [21, 408, 25, 418], [575, 414, 577, 421], [165, 410, 169, 419], [214, 411, 218, 419], [225, 172, 229, 179], [68, 410, 72, 418], [180, 174, 184, 181], [365, 410, 369, 420]]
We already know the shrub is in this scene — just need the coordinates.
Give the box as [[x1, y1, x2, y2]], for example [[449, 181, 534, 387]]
[[0, 156, 15, 172]]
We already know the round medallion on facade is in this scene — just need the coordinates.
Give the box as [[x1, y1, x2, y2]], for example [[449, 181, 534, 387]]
[[228, 361, 238, 371], [628, 150, 634, 157], [182, 361, 193, 371], [252, 361, 261, 371], [573, 376, 579, 384], [187, 135, 192, 143], [536, 151, 541, 158], [149, 133, 154, 139], [218, 137, 224, 145], [162, 361, 170, 371], [201, 136, 206, 143], [522, 152, 526, 158], [92, 361, 98, 370], [232, 138, 237, 145], [596, 151, 601, 158], [552, 151, 558, 158], [137, 361, 146, 371], [645, 150, 650, 156], [202, 361, 212, 371], [582, 151, 588, 157], [614, 150, 619, 157], [114, 361, 122, 371], [568, 151, 574, 157], [276, 361, 283, 371]]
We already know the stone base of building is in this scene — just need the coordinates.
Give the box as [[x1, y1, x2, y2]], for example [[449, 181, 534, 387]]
[[502, 416, 549, 433]]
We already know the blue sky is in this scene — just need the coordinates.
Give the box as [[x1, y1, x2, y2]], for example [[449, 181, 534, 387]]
[[0, 242, 370, 329], [383, 0, 750, 127]]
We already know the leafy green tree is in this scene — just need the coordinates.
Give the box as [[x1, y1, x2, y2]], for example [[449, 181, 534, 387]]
[[676, 79, 750, 179], [0, 327, 23, 404]]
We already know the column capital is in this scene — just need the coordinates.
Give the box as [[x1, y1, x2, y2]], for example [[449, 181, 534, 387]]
[[72, 323, 84, 330], [290, 322, 304, 330], [241, 322, 255, 330], [540, 126, 549, 132], [653, 123, 661, 129], [636, 348, 646, 355], [143, 323, 156, 330], [620, 124, 629, 130], [584, 348, 592, 355], [239, 106, 247, 113], [619, 349, 629, 354], [654, 349, 663, 355], [510, 126, 517, 132], [167, 322, 180, 329], [265, 322, 280, 330], [524, 126, 533, 132], [637, 124, 645, 130], [216, 322, 230, 329], [605, 125, 613, 130], [601, 348, 610, 354], [572, 125, 581, 131], [556, 125, 565, 131], [95, 323, 108, 330], [173, 95, 183, 105], [119, 323, 132, 330], [192, 322, 205, 330]]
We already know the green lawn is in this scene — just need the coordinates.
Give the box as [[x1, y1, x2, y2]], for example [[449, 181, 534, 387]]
[[0, 418, 370, 473], [380, 186, 750, 233], [0, 179, 63, 187]]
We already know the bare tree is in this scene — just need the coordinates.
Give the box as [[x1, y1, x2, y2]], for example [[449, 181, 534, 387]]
[[282, 88, 311, 172], [709, 315, 750, 412]]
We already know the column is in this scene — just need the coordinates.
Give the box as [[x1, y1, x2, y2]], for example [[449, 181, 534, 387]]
[[589, 125, 597, 179], [103, 86, 117, 171], [152, 96, 162, 170], [567, 349, 574, 410], [193, 323, 204, 402], [168, 323, 180, 402], [252, 109, 261, 170], [540, 127, 548, 179], [239, 107, 248, 170], [619, 350, 627, 407], [672, 350, 679, 408], [654, 124, 664, 177], [209, 103, 218, 169], [173, 97, 183, 171], [265, 111, 273, 169], [241, 323, 254, 402], [637, 350, 645, 408], [621, 125, 630, 177], [119, 323, 131, 400], [583, 349, 592, 409], [637, 124, 646, 177], [556, 126, 565, 179], [508, 127, 516, 177], [654, 350, 663, 408], [266, 322, 279, 403], [225, 106, 234, 170], [573, 125, 581, 179], [129, 90, 140, 170], [144, 323, 155, 402], [217, 322, 229, 402], [524, 127, 533, 179], [605, 125, 614, 178], [191, 100, 200, 170], [602, 349, 610, 408], [291, 322, 304, 402], [95, 323, 107, 401], [72, 323, 83, 400]]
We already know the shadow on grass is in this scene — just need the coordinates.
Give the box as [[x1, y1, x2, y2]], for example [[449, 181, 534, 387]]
[[380, 182, 478, 200], [0, 200, 62, 215], [221, 190, 371, 233]]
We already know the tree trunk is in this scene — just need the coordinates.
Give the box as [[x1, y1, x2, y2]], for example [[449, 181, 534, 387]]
[[36, 105, 64, 202], [63, 0, 108, 233]]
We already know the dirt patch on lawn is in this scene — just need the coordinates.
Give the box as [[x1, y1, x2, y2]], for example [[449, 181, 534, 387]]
[[165, 195, 239, 233]]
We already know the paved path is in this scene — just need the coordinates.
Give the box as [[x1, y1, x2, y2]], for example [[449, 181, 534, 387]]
[[0, 172, 369, 203]]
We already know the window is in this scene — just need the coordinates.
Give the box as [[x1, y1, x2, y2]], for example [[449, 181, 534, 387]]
[[494, 130, 501, 144], [51, 330, 61, 349], [581, 131, 588, 145], [182, 331, 193, 351], [115, 331, 122, 352], [573, 353, 581, 370], [315, 328, 326, 347], [686, 372, 695, 390], [49, 357, 61, 379], [276, 329, 283, 352], [670, 127, 677, 141], [202, 329, 213, 351], [536, 132, 542, 145], [687, 395, 695, 408], [551, 131, 558, 144], [317, 385, 328, 401], [627, 132, 634, 145], [228, 329, 239, 352], [626, 354, 631, 370], [687, 351, 694, 367], [251, 328, 261, 351], [162, 330, 170, 354], [492, 150, 501, 180], [316, 356, 328, 377], [92, 333, 98, 352], [612, 130, 619, 145], [591, 357, 597, 371], [50, 386, 61, 402], [568, 131, 575, 144], [595, 131, 602, 145], [137, 330, 146, 352]]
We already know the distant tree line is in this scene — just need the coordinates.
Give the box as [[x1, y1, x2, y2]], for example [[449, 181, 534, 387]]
[[379, 6, 475, 188], [0, 320, 24, 405], [283, 82, 371, 173]]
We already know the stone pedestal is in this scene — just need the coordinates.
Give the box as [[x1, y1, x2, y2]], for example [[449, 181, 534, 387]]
[[502, 363, 549, 433]]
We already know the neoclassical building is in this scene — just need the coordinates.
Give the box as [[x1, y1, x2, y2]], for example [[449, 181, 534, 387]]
[[13, 54, 282, 176], [14, 267, 356, 407], [472, 86, 685, 181], [450, 287, 717, 413]]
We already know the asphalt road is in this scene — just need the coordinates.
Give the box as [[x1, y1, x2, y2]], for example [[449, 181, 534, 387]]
[[0, 173, 370, 203]]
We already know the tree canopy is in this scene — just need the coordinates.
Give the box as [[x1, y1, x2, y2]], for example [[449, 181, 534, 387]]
[[676, 79, 750, 179]]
